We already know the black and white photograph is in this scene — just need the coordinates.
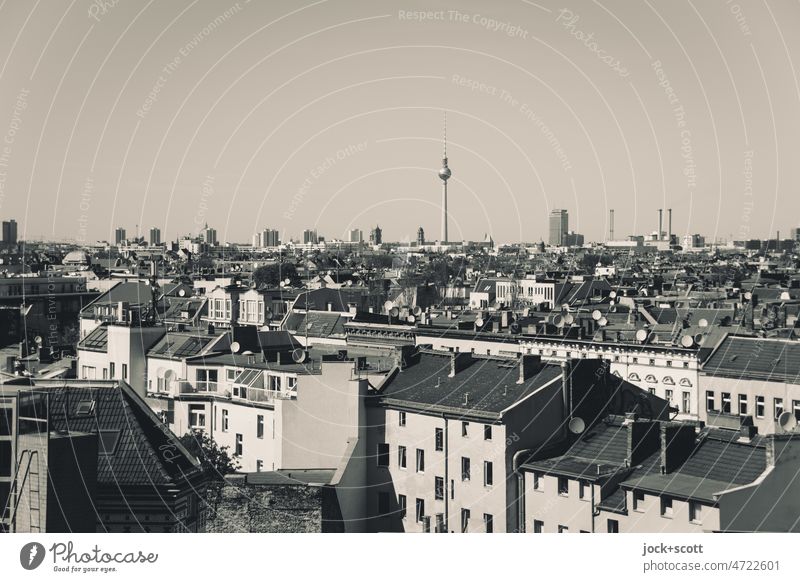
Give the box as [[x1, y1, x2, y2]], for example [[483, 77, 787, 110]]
[[0, 0, 799, 578]]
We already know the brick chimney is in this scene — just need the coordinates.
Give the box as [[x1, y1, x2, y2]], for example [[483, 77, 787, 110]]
[[517, 354, 541, 384], [660, 423, 697, 474], [626, 420, 660, 466]]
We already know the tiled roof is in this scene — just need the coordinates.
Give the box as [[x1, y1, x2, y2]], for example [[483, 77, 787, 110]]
[[284, 312, 345, 337], [26, 381, 202, 487], [148, 332, 215, 360], [374, 352, 562, 420], [703, 335, 800, 383]]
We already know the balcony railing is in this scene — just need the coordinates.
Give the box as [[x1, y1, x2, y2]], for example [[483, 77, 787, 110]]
[[177, 380, 225, 395]]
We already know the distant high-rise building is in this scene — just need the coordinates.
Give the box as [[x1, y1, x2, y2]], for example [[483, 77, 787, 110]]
[[563, 231, 584, 247], [115, 227, 126, 245], [263, 229, 280, 247], [149, 227, 161, 246], [303, 229, 318, 244], [791, 227, 800, 242], [348, 229, 363, 243], [2, 219, 18, 244], [204, 225, 217, 246], [417, 227, 425, 246], [370, 225, 382, 245], [548, 209, 568, 246]]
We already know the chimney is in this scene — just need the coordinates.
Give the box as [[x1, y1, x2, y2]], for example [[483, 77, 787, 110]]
[[561, 361, 571, 418], [517, 354, 541, 384], [658, 209, 663, 241], [667, 208, 672, 242], [660, 423, 696, 474], [626, 420, 660, 466]]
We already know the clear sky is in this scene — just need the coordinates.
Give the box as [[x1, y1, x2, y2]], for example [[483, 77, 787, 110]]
[[0, 0, 798, 245]]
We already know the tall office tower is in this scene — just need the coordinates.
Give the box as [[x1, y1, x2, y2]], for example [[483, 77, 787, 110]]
[[204, 225, 217, 246], [303, 229, 318, 244], [417, 227, 425, 246], [2, 219, 18, 244], [348, 229, 363, 243], [548, 209, 568, 246], [149, 227, 161, 246], [370, 225, 382, 245], [264, 229, 280, 247], [115, 227, 126, 244]]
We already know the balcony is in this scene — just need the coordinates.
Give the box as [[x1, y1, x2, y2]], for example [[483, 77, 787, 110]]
[[177, 381, 226, 396]]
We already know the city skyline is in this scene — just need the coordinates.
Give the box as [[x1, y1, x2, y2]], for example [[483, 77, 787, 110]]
[[0, 1, 798, 245]]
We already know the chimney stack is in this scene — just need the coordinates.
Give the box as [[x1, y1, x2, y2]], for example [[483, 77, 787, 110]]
[[660, 423, 696, 474], [658, 209, 663, 241], [668, 208, 672, 243], [517, 354, 541, 384]]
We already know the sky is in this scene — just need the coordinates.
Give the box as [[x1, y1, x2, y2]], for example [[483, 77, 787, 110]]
[[0, 0, 798, 245]]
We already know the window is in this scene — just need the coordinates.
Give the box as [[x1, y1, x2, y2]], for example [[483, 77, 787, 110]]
[[221, 409, 229, 432], [398, 495, 407, 519], [660, 497, 673, 518], [435, 427, 444, 451], [721, 392, 731, 414], [461, 457, 470, 481], [683, 361, 690, 368], [682, 392, 691, 414], [738, 394, 748, 416], [256, 459, 263, 472], [461, 421, 468, 437], [558, 477, 569, 496], [484, 424, 492, 440], [102, 368, 107, 380], [775, 398, 784, 420], [533, 520, 544, 533], [461, 508, 470, 533], [189, 404, 206, 429], [649, 358, 655, 366], [435, 477, 445, 500], [633, 491, 645, 511], [794, 400, 800, 422], [257, 415, 264, 439], [416, 449, 425, 473], [484, 513, 494, 533], [398, 445, 407, 469], [399, 411, 406, 426], [415, 498, 425, 523], [377, 491, 390, 515], [235, 433, 243, 456], [484, 461, 493, 486], [607, 519, 619, 533], [632, 357, 638, 364], [665, 389, 673, 403], [377, 443, 390, 467], [533, 472, 542, 491], [435, 514, 445, 533], [579, 481, 586, 499], [122, 363, 128, 380], [756, 396, 765, 419], [558, 525, 568, 533], [689, 501, 702, 524], [110, 362, 115, 378], [705, 391, 715, 412], [666, 360, 672, 367]]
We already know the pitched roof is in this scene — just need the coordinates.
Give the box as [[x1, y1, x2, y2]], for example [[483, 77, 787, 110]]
[[373, 352, 562, 420], [703, 335, 800, 383]]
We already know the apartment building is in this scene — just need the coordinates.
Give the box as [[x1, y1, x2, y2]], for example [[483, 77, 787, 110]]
[[365, 349, 668, 533], [701, 335, 800, 434]]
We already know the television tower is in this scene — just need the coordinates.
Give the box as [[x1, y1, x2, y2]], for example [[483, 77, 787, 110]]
[[438, 113, 452, 243]]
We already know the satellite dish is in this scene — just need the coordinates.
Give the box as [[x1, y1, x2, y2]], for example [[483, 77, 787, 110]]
[[778, 411, 797, 432], [680, 335, 695, 348], [284, 278, 291, 285], [384, 300, 395, 313], [635, 329, 648, 343], [694, 333, 705, 345], [292, 348, 307, 363], [178, 288, 186, 297], [389, 306, 400, 318], [598, 317, 608, 327], [609, 291, 618, 299], [412, 306, 423, 316], [744, 291, 753, 301], [510, 322, 520, 333], [242, 350, 254, 355], [592, 309, 602, 321], [475, 317, 484, 328], [568, 417, 586, 435], [34, 336, 43, 345], [230, 342, 241, 354], [780, 291, 791, 301], [564, 314, 574, 325], [279, 281, 286, 288], [698, 318, 709, 328], [406, 315, 416, 323], [265, 309, 273, 321], [561, 303, 570, 312], [553, 314, 564, 328]]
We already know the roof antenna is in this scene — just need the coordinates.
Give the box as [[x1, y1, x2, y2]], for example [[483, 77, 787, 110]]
[[443, 111, 447, 159]]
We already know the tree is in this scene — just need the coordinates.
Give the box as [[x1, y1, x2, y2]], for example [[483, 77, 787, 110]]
[[178, 430, 240, 480], [252, 262, 300, 287]]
